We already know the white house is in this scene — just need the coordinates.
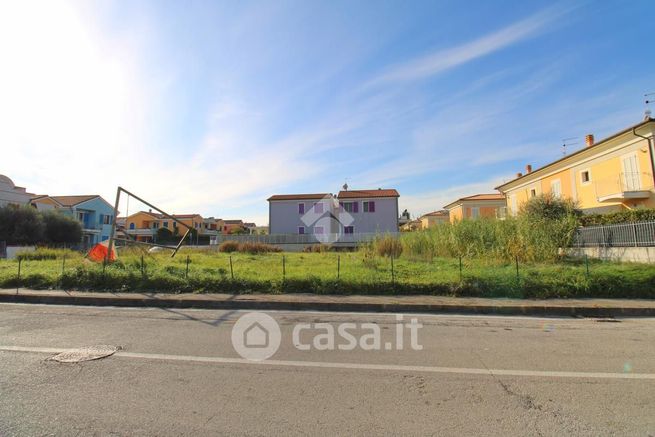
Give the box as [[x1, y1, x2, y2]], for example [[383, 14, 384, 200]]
[[267, 188, 399, 237], [0, 174, 31, 208]]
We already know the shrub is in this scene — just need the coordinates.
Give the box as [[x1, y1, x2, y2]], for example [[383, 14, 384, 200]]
[[303, 244, 331, 253], [218, 241, 240, 253], [579, 208, 655, 226], [0, 205, 44, 245], [374, 235, 403, 258], [239, 242, 282, 254], [520, 193, 580, 221], [16, 248, 78, 261], [41, 211, 82, 245]]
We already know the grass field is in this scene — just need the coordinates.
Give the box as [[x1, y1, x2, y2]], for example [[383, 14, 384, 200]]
[[2, 247, 655, 299]]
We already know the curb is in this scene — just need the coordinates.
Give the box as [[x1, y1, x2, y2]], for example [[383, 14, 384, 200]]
[[1, 291, 654, 317]]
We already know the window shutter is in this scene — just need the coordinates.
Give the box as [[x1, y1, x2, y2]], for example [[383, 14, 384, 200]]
[[353, 202, 359, 213], [370, 201, 375, 213], [99, 214, 103, 224]]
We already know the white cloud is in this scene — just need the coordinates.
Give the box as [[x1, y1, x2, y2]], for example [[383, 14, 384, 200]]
[[366, 6, 565, 86]]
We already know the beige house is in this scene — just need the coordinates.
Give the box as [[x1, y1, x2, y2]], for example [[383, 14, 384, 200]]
[[497, 117, 655, 215], [444, 194, 507, 223], [418, 210, 449, 229]]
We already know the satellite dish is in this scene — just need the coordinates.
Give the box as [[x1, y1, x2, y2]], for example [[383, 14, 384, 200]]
[[342, 182, 348, 191]]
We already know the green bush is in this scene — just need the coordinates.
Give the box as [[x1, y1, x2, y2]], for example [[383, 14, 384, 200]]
[[579, 208, 655, 226], [41, 211, 82, 244], [0, 206, 44, 245], [16, 248, 78, 261]]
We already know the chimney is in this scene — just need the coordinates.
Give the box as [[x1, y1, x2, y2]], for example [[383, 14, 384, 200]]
[[525, 164, 532, 174], [585, 134, 594, 147], [516, 172, 523, 178]]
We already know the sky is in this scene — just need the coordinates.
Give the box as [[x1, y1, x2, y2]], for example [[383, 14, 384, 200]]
[[1, 0, 653, 225]]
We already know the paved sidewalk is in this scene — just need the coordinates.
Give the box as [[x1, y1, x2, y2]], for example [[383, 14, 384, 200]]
[[1, 288, 654, 317]]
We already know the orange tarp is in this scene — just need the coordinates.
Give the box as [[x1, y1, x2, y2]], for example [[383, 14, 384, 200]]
[[87, 240, 116, 263]]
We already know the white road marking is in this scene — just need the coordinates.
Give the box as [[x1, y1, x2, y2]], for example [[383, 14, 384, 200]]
[[2, 345, 654, 380]]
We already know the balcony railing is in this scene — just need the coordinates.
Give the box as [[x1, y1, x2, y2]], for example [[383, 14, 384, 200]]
[[594, 172, 653, 202]]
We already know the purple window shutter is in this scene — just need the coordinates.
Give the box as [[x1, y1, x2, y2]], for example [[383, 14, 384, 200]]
[[298, 227, 304, 234], [298, 203, 304, 214], [353, 202, 359, 213], [369, 201, 375, 213]]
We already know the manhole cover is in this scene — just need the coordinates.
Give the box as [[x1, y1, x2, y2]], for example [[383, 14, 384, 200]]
[[50, 345, 120, 363]]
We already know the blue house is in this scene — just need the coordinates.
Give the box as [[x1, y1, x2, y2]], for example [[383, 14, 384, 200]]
[[44, 195, 116, 248]]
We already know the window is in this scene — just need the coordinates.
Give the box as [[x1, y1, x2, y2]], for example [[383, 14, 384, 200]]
[[314, 202, 324, 214], [341, 202, 355, 213], [129, 223, 135, 230], [580, 170, 591, 184], [298, 226, 305, 235], [298, 203, 305, 214], [510, 195, 518, 215], [314, 226, 324, 234], [101, 235, 108, 241], [153, 222, 159, 229], [344, 226, 354, 234], [550, 179, 562, 198], [530, 189, 537, 198], [363, 201, 375, 213], [163, 221, 169, 228], [471, 207, 479, 218]]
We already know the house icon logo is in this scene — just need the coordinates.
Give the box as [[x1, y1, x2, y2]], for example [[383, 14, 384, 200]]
[[301, 194, 355, 244], [231, 312, 281, 361], [244, 322, 269, 348]]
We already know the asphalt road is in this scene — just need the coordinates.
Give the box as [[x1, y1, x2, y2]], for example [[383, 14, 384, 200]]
[[0, 303, 654, 436]]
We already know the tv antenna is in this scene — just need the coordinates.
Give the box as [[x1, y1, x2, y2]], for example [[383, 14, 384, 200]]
[[645, 92, 655, 119], [561, 137, 578, 156]]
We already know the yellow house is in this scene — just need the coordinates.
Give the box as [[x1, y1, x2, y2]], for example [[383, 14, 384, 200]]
[[496, 117, 655, 215], [418, 210, 449, 229], [124, 211, 162, 242], [444, 194, 507, 223]]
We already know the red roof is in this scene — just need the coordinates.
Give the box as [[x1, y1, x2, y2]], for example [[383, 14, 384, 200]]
[[443, 193, 506, 209], [337, 189, 399, 199], [268, 193, 331, 201], [50, 195, 99, 207]]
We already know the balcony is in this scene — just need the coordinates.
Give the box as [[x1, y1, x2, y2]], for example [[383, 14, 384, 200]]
[[594, 172, 654, 203], [125, 228, 157, 237]]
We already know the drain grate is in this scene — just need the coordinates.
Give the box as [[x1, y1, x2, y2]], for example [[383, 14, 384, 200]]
[[49, 345, 121, 363]]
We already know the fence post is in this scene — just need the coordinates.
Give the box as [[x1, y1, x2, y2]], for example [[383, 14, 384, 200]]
[[282, 255, 286, 281], [391, 255, 395, 285], [337, 255, 340, 280], [185, 255, 190, 279], [140, 255, 145, 277], [601, 226, 606, 247], [632, 222, 638, 247], [585, 254, 590, 278], [229, 255, 234, 280], [515, 256, 520, 284], [61, 255, 66, 277]]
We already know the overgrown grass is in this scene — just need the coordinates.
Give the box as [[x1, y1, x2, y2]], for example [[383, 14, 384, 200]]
[[2, 247, 654, 299]]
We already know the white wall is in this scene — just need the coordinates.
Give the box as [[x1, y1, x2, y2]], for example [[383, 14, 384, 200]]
[[0, 175, 30, 207]]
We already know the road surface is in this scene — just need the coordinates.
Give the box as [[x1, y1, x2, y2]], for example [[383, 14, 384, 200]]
[[0, 303, 654, 436]]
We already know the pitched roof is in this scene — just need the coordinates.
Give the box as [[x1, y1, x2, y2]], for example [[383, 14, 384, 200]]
[[337, 189, 399, 199], [267, 193, 331, 201], [443, 193, 506, 210], [50, 195, 99, 207], [420, 210, 449, 218], [496, 117, 655, 191], [172, 214, 202, 219], [224, 219, 244, 225]]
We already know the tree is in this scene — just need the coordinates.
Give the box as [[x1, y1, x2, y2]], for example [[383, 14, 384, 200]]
[[42, 211, 82, 245], [156, 227, 173, 243], [0, 206, 45, 245], [519, 193, 580, 221]]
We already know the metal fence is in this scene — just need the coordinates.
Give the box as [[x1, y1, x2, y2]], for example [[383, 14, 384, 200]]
[[572, 221, 655, 247], [211, 232, 397, 246]]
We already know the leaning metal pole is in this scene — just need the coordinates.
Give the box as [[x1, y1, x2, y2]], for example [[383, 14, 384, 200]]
[[106, 186, 195, 261]]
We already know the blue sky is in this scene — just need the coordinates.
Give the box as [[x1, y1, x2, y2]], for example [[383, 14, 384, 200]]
[[1, 0, 653, 224]]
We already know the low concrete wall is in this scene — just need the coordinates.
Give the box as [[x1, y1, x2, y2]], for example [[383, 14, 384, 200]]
[[566, 247, 655, 263], [5, 246, 36, 260]]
